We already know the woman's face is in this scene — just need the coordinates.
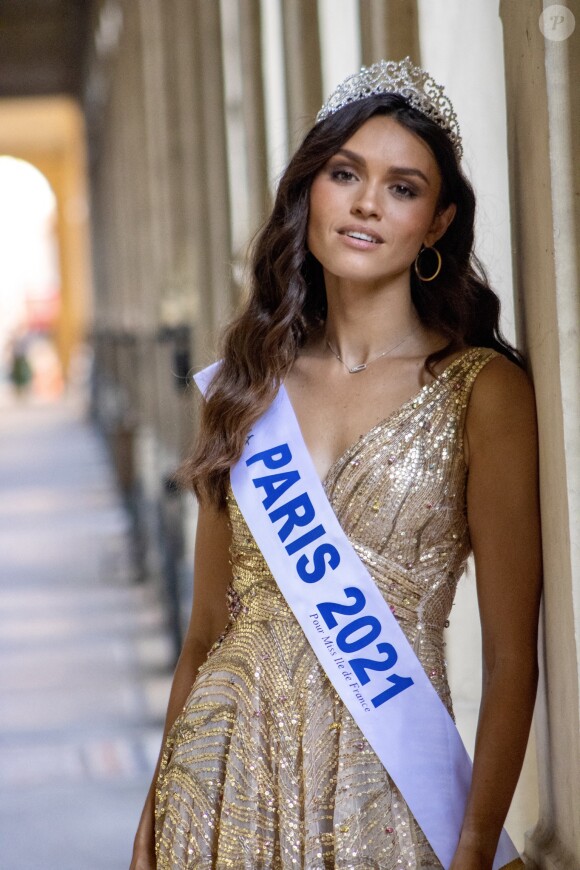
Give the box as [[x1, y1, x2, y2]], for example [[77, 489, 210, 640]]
[[307, 115, 456, 287]]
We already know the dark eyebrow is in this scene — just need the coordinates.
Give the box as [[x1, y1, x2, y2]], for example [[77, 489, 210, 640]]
[[333, 148, 431, 186]]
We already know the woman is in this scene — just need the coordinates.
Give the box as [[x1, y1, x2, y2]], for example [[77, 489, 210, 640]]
[[131, 58, 541, 869]]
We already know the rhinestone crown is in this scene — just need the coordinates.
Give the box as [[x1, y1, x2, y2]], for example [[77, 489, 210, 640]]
[[316, 57, 463, 160]]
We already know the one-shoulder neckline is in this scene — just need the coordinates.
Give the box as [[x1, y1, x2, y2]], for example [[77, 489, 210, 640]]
[[283, 346, 495, 488]]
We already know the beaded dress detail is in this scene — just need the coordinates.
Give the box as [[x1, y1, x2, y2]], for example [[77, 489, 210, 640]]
[[155, 347, 500, 869]]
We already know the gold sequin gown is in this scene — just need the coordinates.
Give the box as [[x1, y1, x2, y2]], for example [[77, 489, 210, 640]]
[[155, 347, 506, 869]]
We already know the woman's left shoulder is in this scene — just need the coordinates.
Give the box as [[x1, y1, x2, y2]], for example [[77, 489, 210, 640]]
[[466, 349, 537, 443]]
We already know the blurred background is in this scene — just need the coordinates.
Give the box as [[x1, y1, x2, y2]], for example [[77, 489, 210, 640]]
[[0, 1, 578, 869]]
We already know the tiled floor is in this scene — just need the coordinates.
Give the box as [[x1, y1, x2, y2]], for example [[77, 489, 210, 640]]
[[0, 387, 173, 870]]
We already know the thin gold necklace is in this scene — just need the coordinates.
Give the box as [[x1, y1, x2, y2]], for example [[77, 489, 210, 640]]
[[325, 325, 420, 374]]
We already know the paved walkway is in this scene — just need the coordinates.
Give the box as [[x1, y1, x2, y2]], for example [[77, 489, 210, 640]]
[[0, 387, 173, 870]]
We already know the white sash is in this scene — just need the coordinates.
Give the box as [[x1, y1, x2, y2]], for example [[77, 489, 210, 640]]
[[195, 362, 520, 870]]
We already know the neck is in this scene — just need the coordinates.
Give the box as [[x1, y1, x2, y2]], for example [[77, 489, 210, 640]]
[[322, 271, 423, 361]]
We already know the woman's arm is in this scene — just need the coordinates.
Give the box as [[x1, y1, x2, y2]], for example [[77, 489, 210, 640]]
[[130, 499, 233, 870], [449, 355, 543, 870]]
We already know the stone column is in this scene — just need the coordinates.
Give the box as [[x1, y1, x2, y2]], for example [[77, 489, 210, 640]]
[[144, 0, 193, 476], [164, 0, 205, 364], [117, 7, 146, 428], [281, 0, 323, 149], [359, 0, 421, 65], [138, 0, 174, 449], [193, 0, 234, 345], [220, 0, 270, 291], [139, 0, 174, 278], [499, 1, 580, 867], [417, 0, 537, 849], [239, 0, 270, 232], [118, 0, 164, 579]]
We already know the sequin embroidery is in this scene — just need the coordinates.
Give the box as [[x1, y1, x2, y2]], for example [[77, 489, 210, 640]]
[[155, 347, 499, 869]]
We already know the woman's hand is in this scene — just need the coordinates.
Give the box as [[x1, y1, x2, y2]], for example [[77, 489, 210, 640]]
[[129, 830, 156, 870], [129, 849, 155, 870], [449, 842, 492, 870], [129, 785, 156, 870]]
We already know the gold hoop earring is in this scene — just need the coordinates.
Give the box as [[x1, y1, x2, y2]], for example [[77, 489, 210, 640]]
[[414, 245, 442, 282]]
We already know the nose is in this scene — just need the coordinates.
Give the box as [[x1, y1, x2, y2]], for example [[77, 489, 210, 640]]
[[351, 182, 383, 219]]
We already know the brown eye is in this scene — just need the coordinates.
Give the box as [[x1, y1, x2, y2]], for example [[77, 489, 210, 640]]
[[330, 168, 357, 182], [392, 184, 417, 198]]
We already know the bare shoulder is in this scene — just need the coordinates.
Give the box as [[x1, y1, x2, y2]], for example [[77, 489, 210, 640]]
[[464, 352, 538, 462], [469, 352, 536, 418]]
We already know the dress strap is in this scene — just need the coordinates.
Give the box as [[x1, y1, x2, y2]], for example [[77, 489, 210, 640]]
[[449, 346, 500, 393], [449, 347, 501, 463], [449, 347, 501, 408]]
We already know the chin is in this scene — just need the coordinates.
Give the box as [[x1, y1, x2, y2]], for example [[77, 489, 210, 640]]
[[322, 264, 399, 286]]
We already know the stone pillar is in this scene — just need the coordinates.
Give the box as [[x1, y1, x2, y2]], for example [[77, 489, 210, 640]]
[[259, 0, 289, 187], [417, 0, 537, 849], [281, 0, 323, 148], [138, 0, 174, 446], [359, 0, 421, 65], [116, 7, 146, 431], [193, 0, 234, 345], [220, 0, 270, 293], [158, 0, 216, 491], [139, 0, 174, 277], [164, 0, 206, 364], [239, 0, 270, 232], [499, 1, 580, 867], [90, 0, 164, 579], [317, 0, 361, 97], [143, 0, 193, 475]]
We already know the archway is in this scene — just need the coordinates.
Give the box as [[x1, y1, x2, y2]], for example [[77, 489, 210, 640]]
[[0, 156, 62, 399], [0, 96, 93, 386]]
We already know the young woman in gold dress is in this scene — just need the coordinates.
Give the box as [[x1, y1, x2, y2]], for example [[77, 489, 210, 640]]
[[130, 59, 541, 870]]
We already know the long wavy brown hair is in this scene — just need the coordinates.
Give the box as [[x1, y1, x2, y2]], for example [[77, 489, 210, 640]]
[[178, 93, 524, 509]]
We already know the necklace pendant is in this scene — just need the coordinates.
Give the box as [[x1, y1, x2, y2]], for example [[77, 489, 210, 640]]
[[349, 363, 367, 373]]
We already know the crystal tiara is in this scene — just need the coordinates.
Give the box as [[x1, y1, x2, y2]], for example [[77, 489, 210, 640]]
[[315, 57, 463, 160]]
